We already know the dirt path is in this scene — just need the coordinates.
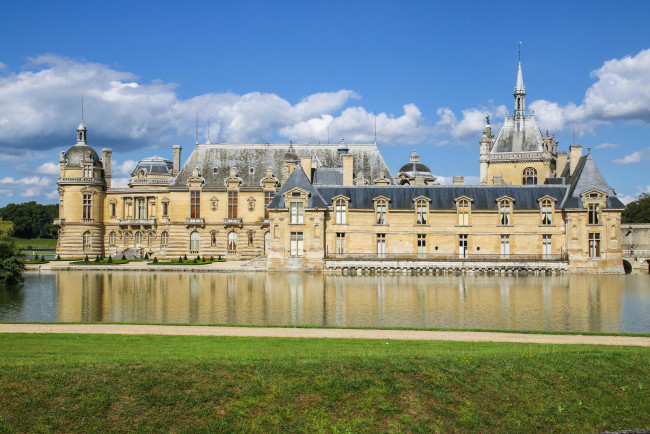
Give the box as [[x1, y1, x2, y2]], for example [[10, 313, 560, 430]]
[[1, 324, 649, 346]]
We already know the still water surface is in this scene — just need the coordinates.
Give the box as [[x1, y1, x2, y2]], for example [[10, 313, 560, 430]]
[[1, 271, 649, 333]]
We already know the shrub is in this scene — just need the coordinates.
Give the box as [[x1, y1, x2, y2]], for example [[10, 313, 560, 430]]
[[196, 255, 201, 261], [210, 256, 214, 262], [178, 256, 183, 263], [108, 256, 113, 263], [193, 258, 197, 264], [144, 252, 149, 259], [0, 240, 25, 284], [183, 254, 188, 260], [40, 255, 45, 262], [84, 255, 89, 262], [94, 255, 100, 262], [56, 255, 61, 261], [218, 255, 222, 261], [121, 254, 126, 261], [153, 257, 158, 263]]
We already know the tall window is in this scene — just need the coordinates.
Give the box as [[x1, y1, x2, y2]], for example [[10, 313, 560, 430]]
[[290, 202, 304, 224], [417, 234, 426, 258], [459, 234, 468, 258], [264, 232, 270, 254], [458, 199, 470, 225], [335, 199, 347, 224], [83, 164, 92, 178], [108, 231, 116, 247], [162, 201, 169, 217], [290, 232, 304, 256], [137, 199, 145, 219], [589, 233, 601, 258], [161, 231, 168, 248], [542, 235, 552, 259], [377, 233, 386, 258], [500, 235, 510, 258], [228, 231, 237, 253], [541, 199, 552, 225], [110, 203, 116, 218], [147, 232, 152, 246], [336, 232, 345, 257], [416, 200, 427, 225], [588, 203, 600, 225], [376, 200, 387, 225], [82, 194, 92, 220], [228, 191, 238, 218], [190, 191, 200, 219], [499, 200, 512, 225], [135, 231, 142, 246], [264, 191, 274, 219], [523, 167, 537, 185], [190, 231, 200, 253], [82, 231, 91, 250]]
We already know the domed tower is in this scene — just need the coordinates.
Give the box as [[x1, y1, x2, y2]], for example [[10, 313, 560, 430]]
[[55, 121, 108, 258], [394, 150, 437, 185]]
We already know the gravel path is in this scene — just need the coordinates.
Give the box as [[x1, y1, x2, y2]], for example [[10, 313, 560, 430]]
[[1, 324, 649, 346]]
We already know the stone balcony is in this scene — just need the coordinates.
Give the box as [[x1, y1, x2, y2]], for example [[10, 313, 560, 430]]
[[58, 177, 105, 186], [185, 218, 205, 227], [52, 218, 65, 226], [223, 218, 243, 227], [117, 218, 156, 226], [259, 218, 270, 227]]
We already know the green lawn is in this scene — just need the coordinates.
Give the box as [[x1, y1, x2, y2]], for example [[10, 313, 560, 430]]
[[12, 237, 57, 249], [0, 334, 648, 432]]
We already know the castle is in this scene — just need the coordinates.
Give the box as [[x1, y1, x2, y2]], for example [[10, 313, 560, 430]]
[[54, 60, 625, 273]]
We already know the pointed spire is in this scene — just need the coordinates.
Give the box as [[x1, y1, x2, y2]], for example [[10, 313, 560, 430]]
[[515, 60, 525, 93]]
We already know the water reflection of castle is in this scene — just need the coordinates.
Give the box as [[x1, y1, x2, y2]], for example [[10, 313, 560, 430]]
[[55, 271, 630, 332]]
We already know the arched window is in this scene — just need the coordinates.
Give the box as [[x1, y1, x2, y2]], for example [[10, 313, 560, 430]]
[[415, 199, 428, 225], [147, 232, 153, 246], [82, 231, 91, 250], [264, 231, 270, 254], [499, 200, 512, 225], [335, 199, 347, 224], [375, 200, 387, 225], [160, 231, 168, 248], [135, 231, 142, 246], [190, 231, 200, 253], [124, 232, 131, 246], [523, 167, 537, 185], [228, 231, 237, 253], [108, 231, 116, 247]]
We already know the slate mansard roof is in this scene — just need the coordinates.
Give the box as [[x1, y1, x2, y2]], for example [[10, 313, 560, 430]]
[[561, 153, 625, 209], [131, 156, 173, 175], [170, 143, 391, 189], [491, 115, 545, 154]]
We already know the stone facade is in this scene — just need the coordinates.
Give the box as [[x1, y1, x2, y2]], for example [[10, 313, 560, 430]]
[[55, 60, 626, 273]]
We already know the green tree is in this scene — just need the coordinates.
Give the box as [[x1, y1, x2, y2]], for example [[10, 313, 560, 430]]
[[0, 240, 25, 285], [622, 193, 650, 223], [0, 217, 13, 240], [0, 202, 58, 239]]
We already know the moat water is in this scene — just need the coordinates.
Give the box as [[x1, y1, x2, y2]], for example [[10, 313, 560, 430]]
[[1, 271, 649, 333]]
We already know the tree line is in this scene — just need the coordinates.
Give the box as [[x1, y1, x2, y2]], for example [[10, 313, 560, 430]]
[[0, 202, 58, 239], [622, 193, 650, 224]]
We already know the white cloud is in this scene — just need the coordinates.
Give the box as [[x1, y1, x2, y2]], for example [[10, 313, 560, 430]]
[[112, 160, 138, 176], [434, 105, 506, 142], [618, 194, 637, 205], [0, 55, 362, 150], [36, 161, 60, 175], [111, 177, 130, 188], [613, 147, 650, 164], [0, 62, 6, 70], [0, 175, 53, 199], [280, 104, 432, 145], [595, 143, 620, 150], [435, 175, 481, 185], [0, 189, 13, 197]]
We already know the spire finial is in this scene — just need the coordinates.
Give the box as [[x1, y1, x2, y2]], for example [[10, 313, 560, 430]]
[[518, 41, 522, 62]]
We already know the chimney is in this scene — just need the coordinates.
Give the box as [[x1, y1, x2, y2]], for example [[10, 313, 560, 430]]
[[342, 154, 354, 186], [300, 156, 313, 182], [453, 176, 465, 185], [556, 152, 568, 177], [569, 145, 582, 177], [172, 145, 182, 176], [101, 149, 112, 188], [59, 151, 66, 177]]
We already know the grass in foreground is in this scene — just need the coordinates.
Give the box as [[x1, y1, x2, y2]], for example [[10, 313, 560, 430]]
[[0, 334, 648, 432]]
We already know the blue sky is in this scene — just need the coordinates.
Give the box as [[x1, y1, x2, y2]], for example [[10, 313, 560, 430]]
[[1, 0, 649, 205]]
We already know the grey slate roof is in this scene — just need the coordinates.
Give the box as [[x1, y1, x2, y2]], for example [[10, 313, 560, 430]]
[[491, 115, 544, 153], [267, 165, 328, 209], [561, 153, 625, 209], [64, 144, 103, 168], [170, 143, 391, 189], [131, 156, 173, 175], [312, 185, 568, 210], [312, 167, 343, 185]]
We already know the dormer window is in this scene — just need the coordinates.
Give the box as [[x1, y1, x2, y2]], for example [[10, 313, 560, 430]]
[[83, 164, 92, 178], [415, 199, 428, 225], [375, 200, 387, 225], [456, 197, 471, 226], [498, 199, 512, 225], [541, 199, 553, 225], [333, 197, 348, 224], [290, 201, 304, 224], [588, 203, 600, 225]]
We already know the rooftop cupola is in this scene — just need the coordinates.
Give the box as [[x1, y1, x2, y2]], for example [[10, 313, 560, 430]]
[[337, 138, 349, 163], [76, 121, 88, 145]]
